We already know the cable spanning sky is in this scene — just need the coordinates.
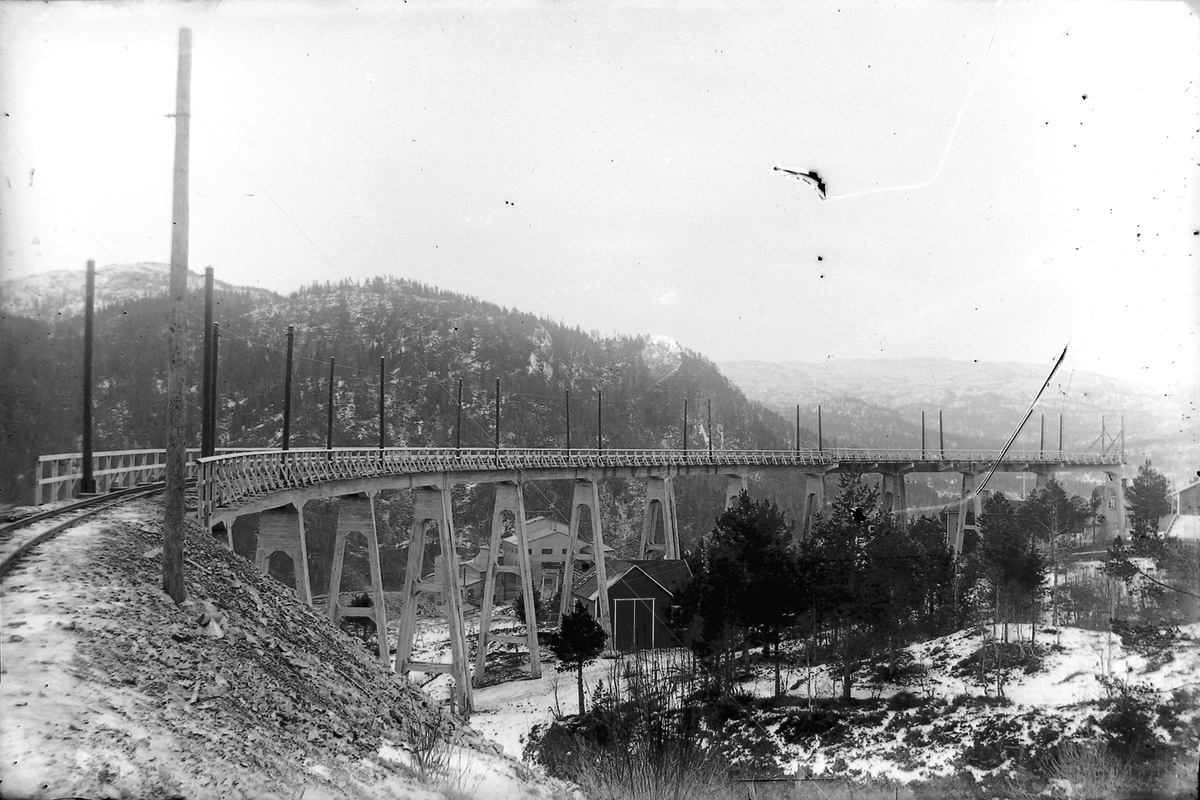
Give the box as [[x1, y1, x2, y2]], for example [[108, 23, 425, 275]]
[[1, 1, 1197, 390]]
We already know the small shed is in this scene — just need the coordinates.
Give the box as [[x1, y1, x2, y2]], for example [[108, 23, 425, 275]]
[[573, 559, 692, 652]]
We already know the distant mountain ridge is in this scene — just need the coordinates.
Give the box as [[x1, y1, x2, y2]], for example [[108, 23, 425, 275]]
[[718, 358, 1198, 485], [0, 263, 278, 318]]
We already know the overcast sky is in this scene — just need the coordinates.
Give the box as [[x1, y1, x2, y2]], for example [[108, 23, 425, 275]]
[[2, 1, 1197, 389]]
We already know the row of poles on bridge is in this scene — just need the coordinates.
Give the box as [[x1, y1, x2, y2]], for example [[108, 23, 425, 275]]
[[78, 248, 1125, 483]]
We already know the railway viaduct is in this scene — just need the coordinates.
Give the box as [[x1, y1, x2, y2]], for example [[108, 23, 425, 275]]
[[35, 444, 1127, 715]]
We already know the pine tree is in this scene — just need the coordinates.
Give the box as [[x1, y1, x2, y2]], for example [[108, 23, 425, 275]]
[[1019, 477, 1089, 626], [549, 601, 607, 713], [514, 587, 542, 628], [1126, 460, 1172, 537]]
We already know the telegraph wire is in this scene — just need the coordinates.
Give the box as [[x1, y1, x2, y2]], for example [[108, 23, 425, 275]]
[[194, 116, 344, 279]]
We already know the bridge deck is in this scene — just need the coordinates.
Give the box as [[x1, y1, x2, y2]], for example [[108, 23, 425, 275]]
[[192, 447, 1123, 525]]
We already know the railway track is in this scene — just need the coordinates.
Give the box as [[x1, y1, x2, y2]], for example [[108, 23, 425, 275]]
[[0, 483, 165, 579]]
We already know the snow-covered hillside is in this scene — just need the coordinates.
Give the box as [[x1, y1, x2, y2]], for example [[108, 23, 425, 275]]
[[718, 357, 1199, 485], [0, 262, 278, 318]]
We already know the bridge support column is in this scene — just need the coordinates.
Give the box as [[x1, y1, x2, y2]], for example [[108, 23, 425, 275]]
[[1103, 471, 1128, 539], [212, 521, 233, 551], [255, 504, 312, 606], [474, 481, 541, 687], [559, 480, 612, 640], [638, 477, 680, 560], [950, 472, 983, 554], [394, 483, 472, 716], [880, 472, 909, 523], [326, 493, 389, 665], [800, 472, 825, 540], [724, 474, 749, 507]]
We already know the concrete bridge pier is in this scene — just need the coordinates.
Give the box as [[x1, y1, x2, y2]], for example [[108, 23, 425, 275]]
[[394, 483, 472, 716], [800, 472, 826, 540], [949, 471, 984, 553], [326, 493, 389, 665], [639, 476, 680, 560], [559, 480, 612, 639], [212, 521, 233, 551], [255, 504, 313, 606], [1103, 470, 1129, 538], [724, 474, 749, 507], [474, 480, 540, 687], [880, 472, 908, 520]]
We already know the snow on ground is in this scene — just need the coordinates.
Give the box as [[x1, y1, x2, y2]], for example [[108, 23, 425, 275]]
[[412, 608, 1200, 785], [469, 656, 628, 759], [0, 499, 570, 800]]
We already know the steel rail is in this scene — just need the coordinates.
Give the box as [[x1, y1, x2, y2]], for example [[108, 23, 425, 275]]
[[0, 483, 165, 579], [193, 446, 1125, 523]]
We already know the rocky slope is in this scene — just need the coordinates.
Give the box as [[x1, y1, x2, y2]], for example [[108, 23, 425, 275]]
[[0, 496, 564, 800]]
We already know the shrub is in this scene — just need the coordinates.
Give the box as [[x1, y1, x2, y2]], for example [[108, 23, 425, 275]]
[[526, 654, 741, 800], [949, 692, 1012, 710], [776, 709, 847, 744], [1043, 739, 1131, 799], [887, 691, 922, 711], [1099, 692, 1156, 760], [1110, 618, 1181, 654]]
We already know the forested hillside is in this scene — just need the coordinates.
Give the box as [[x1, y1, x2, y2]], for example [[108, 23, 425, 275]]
[[0, 267, 814, 572]]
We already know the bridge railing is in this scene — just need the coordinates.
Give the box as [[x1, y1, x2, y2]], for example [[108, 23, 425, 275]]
[[35, 448, 262, 506], [194, 446, 1123, 522]]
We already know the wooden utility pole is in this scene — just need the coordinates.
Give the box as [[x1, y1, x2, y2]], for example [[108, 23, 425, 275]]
[[209, 322, 219, 450], [455, 378, 463, 450], [378, 357, 386, 450], [201, 266, 214, 457], [81, 259, 96, 494], [326, 358, 335, 451], [817, 405, 823, 452], [494, 378, 501, 452], [795, 405, 800, 452], [921, 411, 926, 459], [597, 389, 603, 450], [683, 398, 688, 453], [939, 410, 945, 456], [1039, 413, 1045, 457], [707, 398, 713, 458], [282, 325, 294, 452], [163, 27, 191, 605], [565, 389, 570, 452]]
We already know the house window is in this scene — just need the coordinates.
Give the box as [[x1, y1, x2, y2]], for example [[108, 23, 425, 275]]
[[541, 548, 554, 555], [528, 549, 533, 554], [1108, 497, 1115, 510], [562, 549, 567, 554]]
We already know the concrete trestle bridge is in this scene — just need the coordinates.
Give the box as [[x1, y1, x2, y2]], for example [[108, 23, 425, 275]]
[[36, 444, 1127, 715]]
